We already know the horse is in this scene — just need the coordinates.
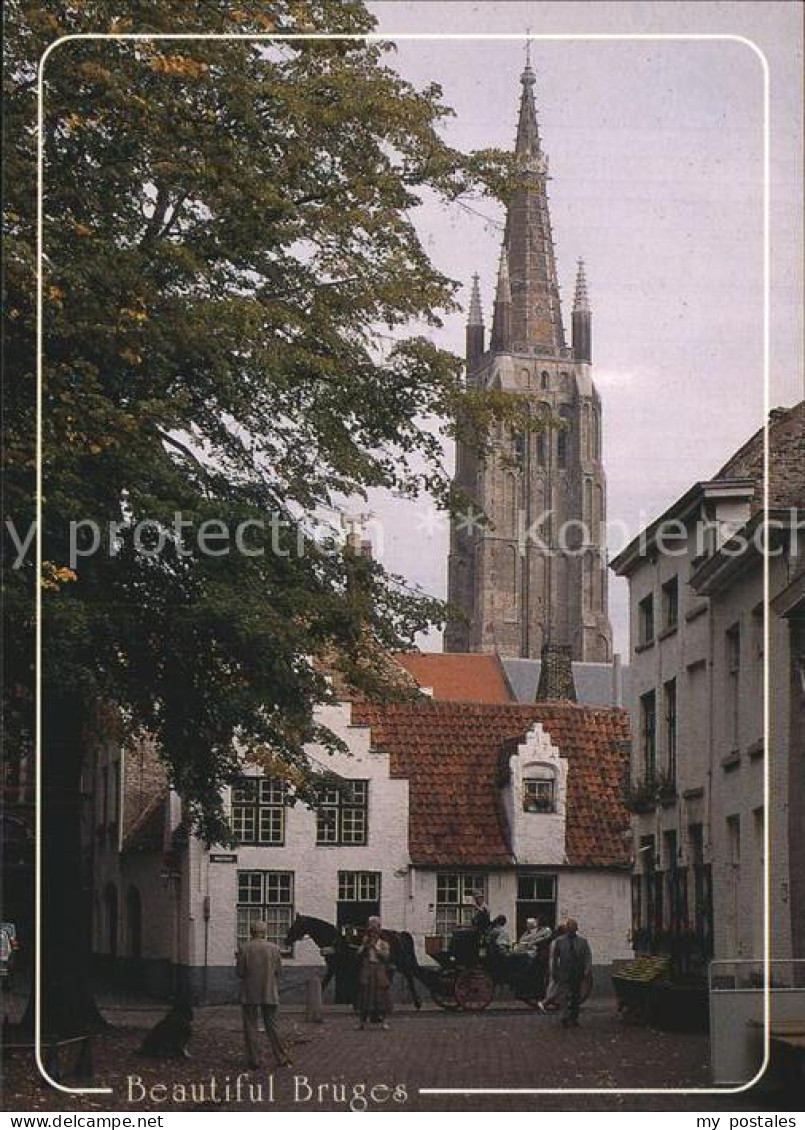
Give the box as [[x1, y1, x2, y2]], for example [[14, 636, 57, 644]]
[[285, 914, 422, 1009]]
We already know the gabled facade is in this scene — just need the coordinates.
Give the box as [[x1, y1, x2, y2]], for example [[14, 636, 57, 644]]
[[91, 694, 633, 1001], [446, 62, 613, 662]]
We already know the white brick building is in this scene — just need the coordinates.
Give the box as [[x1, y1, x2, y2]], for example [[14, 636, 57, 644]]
[[90, 688, 633, 1002]]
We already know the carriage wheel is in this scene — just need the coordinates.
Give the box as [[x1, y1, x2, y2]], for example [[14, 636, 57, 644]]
[[454, 968, 495, 1011], [429, 971, 460, 1011]]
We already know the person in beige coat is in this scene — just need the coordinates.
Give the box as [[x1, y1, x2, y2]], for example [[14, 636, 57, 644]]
[[236, 920, 292, 1068]]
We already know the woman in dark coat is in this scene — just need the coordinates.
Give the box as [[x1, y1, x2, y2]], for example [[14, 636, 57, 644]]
[[355, 916, 392, 1030]]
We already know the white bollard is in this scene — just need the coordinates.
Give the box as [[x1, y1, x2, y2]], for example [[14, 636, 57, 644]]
[[305, 975, 324, 1024]]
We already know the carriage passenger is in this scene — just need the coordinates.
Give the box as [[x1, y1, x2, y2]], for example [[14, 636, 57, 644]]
[[488, 915, 511, 954], [470, 890, 491, 935], [514, 917, 552, 956], [355, 915, 393, 1030]]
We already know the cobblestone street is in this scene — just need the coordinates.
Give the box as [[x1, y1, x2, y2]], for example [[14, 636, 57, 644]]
[[3, 993, 798, 1114]]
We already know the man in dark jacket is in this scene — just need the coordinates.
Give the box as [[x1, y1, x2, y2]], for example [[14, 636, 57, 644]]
[[470, 890, 491, 935], [550, 917, 592, 1027]]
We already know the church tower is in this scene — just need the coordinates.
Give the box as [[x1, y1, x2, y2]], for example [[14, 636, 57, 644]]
[[445, 59, 613, 662]]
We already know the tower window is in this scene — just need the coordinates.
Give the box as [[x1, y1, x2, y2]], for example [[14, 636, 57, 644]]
[[541, 370, 549, 389], [584, 404, 592, 460], [557, 407, 572, 468], [557, 432, 567, 467]]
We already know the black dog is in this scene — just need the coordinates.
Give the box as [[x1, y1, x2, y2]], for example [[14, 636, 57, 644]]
[[137, 1001, 193, 1059]]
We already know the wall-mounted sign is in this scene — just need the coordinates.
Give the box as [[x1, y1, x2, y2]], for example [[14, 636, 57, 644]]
[[210, 853, 238, 864]]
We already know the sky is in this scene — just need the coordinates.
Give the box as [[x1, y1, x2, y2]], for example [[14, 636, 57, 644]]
[[360, 1, 804, 655]]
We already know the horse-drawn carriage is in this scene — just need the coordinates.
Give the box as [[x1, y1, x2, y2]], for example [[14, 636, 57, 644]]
[[422, 927, 550, 1011], [285, 914, 551, 1012]]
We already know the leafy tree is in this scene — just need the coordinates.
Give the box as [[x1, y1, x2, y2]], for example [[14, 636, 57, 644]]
[[3, 0, 529, 1035]]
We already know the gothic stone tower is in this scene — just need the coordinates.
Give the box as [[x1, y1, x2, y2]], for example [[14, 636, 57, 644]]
[[445, 60, 613, 662]]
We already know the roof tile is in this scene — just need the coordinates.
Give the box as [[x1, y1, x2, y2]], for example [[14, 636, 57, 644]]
[[351, 699, 631, 869], [393, 652, 515, 704]]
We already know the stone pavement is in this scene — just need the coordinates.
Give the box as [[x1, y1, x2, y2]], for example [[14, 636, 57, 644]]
[[3, 992, 799, 1114]]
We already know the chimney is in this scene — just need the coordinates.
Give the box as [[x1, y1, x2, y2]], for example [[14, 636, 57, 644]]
[[536, 642, 576, 702]]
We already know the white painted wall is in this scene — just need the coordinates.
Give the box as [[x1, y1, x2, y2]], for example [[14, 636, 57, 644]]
[[402, 868, 631, 967], [99, 699, 633, 981], [186, 701, 411, 971]]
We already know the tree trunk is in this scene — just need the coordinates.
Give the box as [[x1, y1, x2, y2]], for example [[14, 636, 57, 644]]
[[20, 690, 107, 1037]]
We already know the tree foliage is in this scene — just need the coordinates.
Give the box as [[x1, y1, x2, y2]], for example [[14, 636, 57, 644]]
[[3, 0, 530, 846]]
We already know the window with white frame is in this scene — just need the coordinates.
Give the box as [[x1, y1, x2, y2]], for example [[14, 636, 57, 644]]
[[522, 765, 557, 813], [338, 871, 381, 903], [236, 870, 293, 954], [231, 777, 286, 845], [435, 872, 487, 944], [315, 780, 368, 845], [516, 873, 557, 934]]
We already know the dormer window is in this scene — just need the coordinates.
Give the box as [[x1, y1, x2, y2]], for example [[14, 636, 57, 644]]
[[523, 765, 557, 813]]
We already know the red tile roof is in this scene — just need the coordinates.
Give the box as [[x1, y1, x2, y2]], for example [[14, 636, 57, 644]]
[[393, 652, 515, 704], [351, 699, 631, 869]]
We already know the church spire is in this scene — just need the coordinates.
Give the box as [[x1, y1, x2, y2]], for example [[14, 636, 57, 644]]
[[573, 258, 589, 312], [466, 272, 485, 365], [490, 247, 511, 352], [468, 272, 484, 325], [572, 258, 592, 363], [505, 58, 565, 354], [515, 53, 540, 157]]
